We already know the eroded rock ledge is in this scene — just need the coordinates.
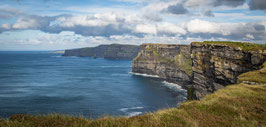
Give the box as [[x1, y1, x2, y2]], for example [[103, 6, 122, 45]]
[[132, 42, 266, 100]]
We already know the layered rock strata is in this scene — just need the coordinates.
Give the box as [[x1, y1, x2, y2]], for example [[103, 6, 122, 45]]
[[132, 42, 266, 100], [190, 42, 266, 99], [132, 44, 192, 88]]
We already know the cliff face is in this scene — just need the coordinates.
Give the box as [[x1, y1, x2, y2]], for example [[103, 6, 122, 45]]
[[104, 44, 141, 59], [63, 44, 140, 59], [132, 44, 192, 88], [190, 42, 266, 99], [132, 42, 266, 100]]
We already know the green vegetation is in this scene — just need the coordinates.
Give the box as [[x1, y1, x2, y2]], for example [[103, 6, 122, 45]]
[[144, 45, 192, 76], [238, 62, 266, 84], [145, 45, 171, 63], [187, 86, 193, 100], [1, 57, 265, 127], [192, 41, 266, 51], [174, 54, 192, 76], [1, 83, 265, 127]]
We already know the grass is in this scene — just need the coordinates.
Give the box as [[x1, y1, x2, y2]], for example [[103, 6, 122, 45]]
[[174, 54, 192, 76], [192, 41, 266, 51], [238, 62, 266, 84], [1, 83, 265, 127]]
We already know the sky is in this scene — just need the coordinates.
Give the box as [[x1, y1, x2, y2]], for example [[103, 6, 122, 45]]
[[0, 0, 265, 50]]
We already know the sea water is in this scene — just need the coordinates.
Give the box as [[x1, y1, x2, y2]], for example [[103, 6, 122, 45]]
[[0, 51, 186, 118]]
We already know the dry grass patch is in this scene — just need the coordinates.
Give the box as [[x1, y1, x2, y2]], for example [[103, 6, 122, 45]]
[[238, 62, 266, 84]]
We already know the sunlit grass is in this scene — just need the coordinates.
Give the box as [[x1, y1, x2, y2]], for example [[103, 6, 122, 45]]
[[192, 41, 266, 51], [1, 82, 265, 127], [238, 62, 266, 84]]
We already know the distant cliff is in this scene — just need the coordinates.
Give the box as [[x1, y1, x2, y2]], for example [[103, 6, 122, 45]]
[[132, 44, 192, 88], [62, 44, 140, 59], [132, 42, 266, 99]]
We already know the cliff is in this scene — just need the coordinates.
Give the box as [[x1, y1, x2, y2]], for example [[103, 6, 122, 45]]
[[190, 41, 266, 99], [132, 44, 192, 88], [62, 44, 140, 59], [104, 44, 141, 59], [132, 41, 266, 99], [63, 45, 108, 57]]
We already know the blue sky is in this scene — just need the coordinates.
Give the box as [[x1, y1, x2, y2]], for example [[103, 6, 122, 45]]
[[0, 0, 265, 50]]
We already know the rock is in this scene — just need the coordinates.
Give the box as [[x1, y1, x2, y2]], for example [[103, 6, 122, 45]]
[[104, 44, 141, 59], [62, 44, 140, 59], [190, 42, 266, 99], [132, 44, 192, 88]]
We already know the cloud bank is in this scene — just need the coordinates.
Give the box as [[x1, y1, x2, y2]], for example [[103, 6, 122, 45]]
[[0, 0, 265, 50]]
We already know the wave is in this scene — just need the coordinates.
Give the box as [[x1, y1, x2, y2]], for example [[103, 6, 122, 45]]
[[126, 112, 142, 117], [129, 72, 160, 78], [119, 106, 144, 112], [119, 106, 144, 117], [161, 81, 186, 92], [51, 56, 62, 58], [111, 73, 129, 77]]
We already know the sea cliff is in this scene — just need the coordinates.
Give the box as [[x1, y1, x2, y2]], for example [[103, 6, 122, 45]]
[[132, 41, 266, 99], [132, 44, 192, 88], [190, 41, 266, 99], [63, 44, 140, 59], [1, 42, 265, 126]]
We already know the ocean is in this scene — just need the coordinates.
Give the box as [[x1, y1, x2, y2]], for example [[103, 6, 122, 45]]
[[0, 51, 186, 118]]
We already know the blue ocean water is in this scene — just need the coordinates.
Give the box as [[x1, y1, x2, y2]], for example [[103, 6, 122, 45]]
[[0, 51, 186, 118]]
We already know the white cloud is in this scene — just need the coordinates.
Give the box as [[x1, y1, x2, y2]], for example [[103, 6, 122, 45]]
[[135, 24, 157, 34], [12, 18, 39, 29], [246, 34, 255, 39], [187, 19, 220, 34], [157, 22, 187, 35], [57, 13, 122, 27], [1, 24, 11, 29]]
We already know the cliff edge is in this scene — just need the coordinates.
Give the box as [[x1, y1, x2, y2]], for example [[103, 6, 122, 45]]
[[190, 41, 266, 99], [132, 44, 192, 88], [132, 41, 266, 100]]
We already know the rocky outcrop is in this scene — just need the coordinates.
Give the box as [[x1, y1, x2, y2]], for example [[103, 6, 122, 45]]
[[63, 44, 140, 59], [132, 42, 266, 100], [190, 42, 266, 99], [132, 44, 192, 88]]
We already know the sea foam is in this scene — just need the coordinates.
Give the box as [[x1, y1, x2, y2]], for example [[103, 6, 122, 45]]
[[119, 106, 144, 117], [126, 112, 142, 117], [129, 72, 160, 78], [161, 81, 186, 92], [119, 106, 144, 112]]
